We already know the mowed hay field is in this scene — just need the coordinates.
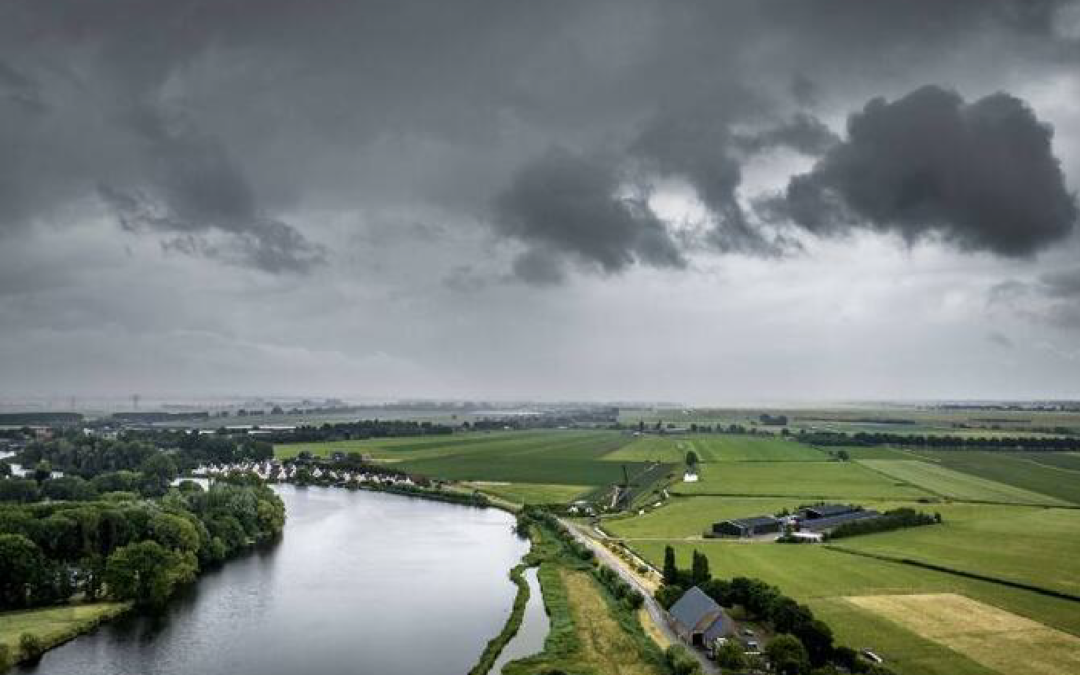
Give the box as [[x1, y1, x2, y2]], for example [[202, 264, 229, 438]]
[[857, 459, 1069, 505], [276, 430, 651, 487], [632, 542, 1080, 675], [674, 461, 933, 499], [845, 594, 1080, 675], [907, 451, 1080, 505]]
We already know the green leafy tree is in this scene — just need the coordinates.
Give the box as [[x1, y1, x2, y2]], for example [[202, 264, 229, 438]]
[[105, 540, 197, 607], [766, 634, 810, 675], [715, 640, 747, 671], [0, 534, 47, 608], [685, 450, 699, 468]]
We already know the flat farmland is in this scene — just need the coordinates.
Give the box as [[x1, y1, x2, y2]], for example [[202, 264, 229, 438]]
[[466, 482, 591, 505], [602, 434, 827, 462], [833, 503, 1080, 596], [845, 594, 1080, 675], [602, 495, 805, 539], [681, 435, 826, 462], [1011, 451, 1080, 473], [858, 459, 1069, 505], [907, 451, 1080, 505], [277, 430, 643, 486], [630, 541, 1080, 675], [672, 461, 933, 499]]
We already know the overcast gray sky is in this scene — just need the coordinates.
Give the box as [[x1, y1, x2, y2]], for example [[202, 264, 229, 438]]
[[2, 0, 1080, 404]]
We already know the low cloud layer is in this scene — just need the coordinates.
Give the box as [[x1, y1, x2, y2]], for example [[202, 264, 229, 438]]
[[771, 86, 1077, 257]]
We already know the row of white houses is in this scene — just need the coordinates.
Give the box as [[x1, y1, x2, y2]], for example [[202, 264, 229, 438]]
[[191, 461, 417, 487]]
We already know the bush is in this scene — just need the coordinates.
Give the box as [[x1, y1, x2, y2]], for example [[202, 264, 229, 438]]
[[0, 643, 11, 671], [664, 644, 701, 675], [19, 632, 44, 662], [654, 584, 686, 609]]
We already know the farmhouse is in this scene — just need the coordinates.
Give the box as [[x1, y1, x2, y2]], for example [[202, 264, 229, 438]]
[[668, 586, 733, 647], [712, 515, 782, 538]]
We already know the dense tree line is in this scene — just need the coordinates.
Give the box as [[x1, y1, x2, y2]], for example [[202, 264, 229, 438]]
[[274, 419, 454, 443], [0, 478, 284, 609], [799, 429, 1080, 451], [656, 547, 894, 675], [826, 508, 940, 540], [13, 434, 274, 479]]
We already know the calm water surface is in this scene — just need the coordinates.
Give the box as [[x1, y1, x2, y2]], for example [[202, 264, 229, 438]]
[[23, 486, 529, 675]]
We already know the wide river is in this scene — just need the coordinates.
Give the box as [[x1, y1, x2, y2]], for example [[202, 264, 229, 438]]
[[23, 485, 530, 675]]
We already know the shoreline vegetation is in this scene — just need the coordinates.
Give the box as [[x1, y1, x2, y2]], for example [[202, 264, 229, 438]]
[[0, 602, 130, 670]]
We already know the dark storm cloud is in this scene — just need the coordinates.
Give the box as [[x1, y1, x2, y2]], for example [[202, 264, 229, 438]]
[[769, 86, 1078, 257], [494, 148, 685, 282], [736, 114, 840, 157], [989, 268, 1080, 330], [96, 108, 324, 273], [0, 0, 1077, 282]]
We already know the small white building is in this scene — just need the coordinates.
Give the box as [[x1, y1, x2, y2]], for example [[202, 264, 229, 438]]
[[683, 471, 699, 483]]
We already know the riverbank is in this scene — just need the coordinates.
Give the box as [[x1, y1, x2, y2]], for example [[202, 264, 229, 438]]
[[497, 509, 670, 675], [0, 602, 130, 668]]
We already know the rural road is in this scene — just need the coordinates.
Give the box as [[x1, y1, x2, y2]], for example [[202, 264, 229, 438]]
[[558, 518, 720, 674]]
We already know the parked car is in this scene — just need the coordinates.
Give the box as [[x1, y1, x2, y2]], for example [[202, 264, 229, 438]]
[[862, 649, 884, 664]]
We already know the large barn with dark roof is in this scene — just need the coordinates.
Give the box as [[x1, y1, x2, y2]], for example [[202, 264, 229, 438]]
[[712, 515, 782, 538], [667, 586, 732, 647]]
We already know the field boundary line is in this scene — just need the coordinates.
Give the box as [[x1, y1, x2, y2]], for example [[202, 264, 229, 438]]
[[824, 546, 1080, 604]]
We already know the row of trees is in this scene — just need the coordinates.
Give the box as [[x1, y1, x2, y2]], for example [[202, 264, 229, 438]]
[[656, 547, 894, 675], [799, 430, 1080, 451], [0, 478, 284, 609], [275, 419, 454, 444], [826, 508, 939, 540]]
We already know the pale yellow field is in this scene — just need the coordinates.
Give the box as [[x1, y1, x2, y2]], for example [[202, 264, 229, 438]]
[[845, 594, 1080, 675]]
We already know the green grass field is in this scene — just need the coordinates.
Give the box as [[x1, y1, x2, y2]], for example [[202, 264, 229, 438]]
[[905, 451, 1080, 505], [602, 434, 826, 463], [672, 461, 933, 500], [277, 430, 648, 487], [630, 542, 1080, 675], [602, 495, 804, 539], [834, 503, 1080, 596], [0, 602, 128, 658], [467, 482, 591, 505], [857, 459, 1068, 505], [1011, 451, 1080, 473]]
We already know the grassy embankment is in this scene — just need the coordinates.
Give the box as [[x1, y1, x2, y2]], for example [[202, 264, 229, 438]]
[[500, 518, 667, 675], [0, 602, 130, 666]]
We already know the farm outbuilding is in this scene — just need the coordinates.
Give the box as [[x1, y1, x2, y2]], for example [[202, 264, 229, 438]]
[[712, 515, 782, 538], [799, 503, 860, 520], [799, 509, 881, 532], [668, 586, 733, 647]]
